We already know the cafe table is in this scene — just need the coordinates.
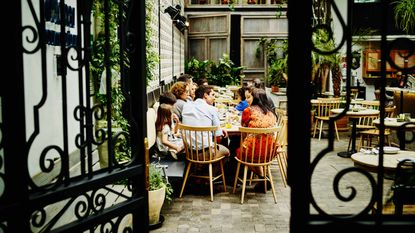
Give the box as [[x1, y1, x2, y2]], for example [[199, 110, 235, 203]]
[[331, 108, 380, 158], [351, 149, 415, 178], [373, 117, 415, 150]]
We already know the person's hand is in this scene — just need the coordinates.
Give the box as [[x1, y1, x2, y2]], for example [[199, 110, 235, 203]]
[[222, 129, 228, 138]]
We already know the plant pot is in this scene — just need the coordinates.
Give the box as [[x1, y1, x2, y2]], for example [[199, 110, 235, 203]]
[[271, 85, 279, 93], [148, 186, 166, 225], [96, 125, 124, 169]]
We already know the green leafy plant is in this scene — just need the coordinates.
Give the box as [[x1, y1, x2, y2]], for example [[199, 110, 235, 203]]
[[185, 54, 246, 86], [209, 54, 246, 86], [185, 57, 213, 81], [393, 0, 415, 34], [149, 164, 173, 203], [145, 0, 160, 84], [91, 1, 131, 163], [257, 38, 288, 87]]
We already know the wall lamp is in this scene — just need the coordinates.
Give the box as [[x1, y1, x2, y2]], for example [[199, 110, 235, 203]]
[[164, 5, 189, 32], [164, 5, 181, 20]]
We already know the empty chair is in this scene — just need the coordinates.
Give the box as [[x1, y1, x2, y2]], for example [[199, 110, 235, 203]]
[[178, 124, 227, 202], [233, 126, 280, 204], [357, 115, 391, 150], [359, 100, 380, 110], [312, 98, 341, 140], [356, 106, 395, 150]]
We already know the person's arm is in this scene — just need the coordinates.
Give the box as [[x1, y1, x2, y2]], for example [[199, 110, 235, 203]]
[[211, 106, 223, 136], [241, 108, 251, 127], [160, 132, 182, 151], [172, 113, 180, 135]]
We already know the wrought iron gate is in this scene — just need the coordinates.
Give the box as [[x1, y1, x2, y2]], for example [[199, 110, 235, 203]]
[[288, 0, 415, 232], [1, 0, 149, 232]]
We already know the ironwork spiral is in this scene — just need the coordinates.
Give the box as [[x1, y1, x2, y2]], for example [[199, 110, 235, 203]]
[[309, 0, 379, 219], [31, 208, 47, 228], [92, 104, 108, 146], [387, 38, 415, 72], [22, 0, 42, 54]]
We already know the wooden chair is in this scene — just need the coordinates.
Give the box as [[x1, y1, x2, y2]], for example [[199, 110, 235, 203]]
[[312, 98, 341, 140], [356, 106, 395, 150], [275, 116, 288, 187], [385, 105, 396, 118], [232, 126, 280, 204], [351, 88, 359, 100], [178, 124, 227, 202], [359, 100, 380, 110]]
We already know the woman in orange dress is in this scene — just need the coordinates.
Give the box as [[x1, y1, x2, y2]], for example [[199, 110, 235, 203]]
[[237, 88, 278, 178]]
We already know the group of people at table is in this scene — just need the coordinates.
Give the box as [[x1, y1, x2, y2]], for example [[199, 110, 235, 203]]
[[154, 74, 280, 190]]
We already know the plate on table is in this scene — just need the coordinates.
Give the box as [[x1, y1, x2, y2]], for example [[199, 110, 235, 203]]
[[379, 146, 400, 154]]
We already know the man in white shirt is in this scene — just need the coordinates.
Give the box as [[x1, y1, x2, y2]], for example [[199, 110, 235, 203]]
[[182, 85, 229, 158]]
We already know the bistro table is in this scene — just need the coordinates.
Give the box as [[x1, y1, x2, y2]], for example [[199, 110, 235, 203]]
[[373, 118, 415, 150], [331, 108, 380, 158], [351, 150, 415, 178]]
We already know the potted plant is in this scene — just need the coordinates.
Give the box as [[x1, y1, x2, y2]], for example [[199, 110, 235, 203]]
[[268, 56, 288, 92], [257, 38, 288, 92], [148, 163, 173, 227], [185, 54, 246, 87], [393, 0, 415, 34]]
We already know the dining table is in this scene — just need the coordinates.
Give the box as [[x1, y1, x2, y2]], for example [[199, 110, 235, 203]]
[[373, 117, 415, 150], [331, 108, 380, 158], [351, 149, 415, 178]]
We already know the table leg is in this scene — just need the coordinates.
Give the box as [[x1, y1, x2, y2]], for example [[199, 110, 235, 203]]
[[397, 128, 406, 150], [338, 119, 357, 158]]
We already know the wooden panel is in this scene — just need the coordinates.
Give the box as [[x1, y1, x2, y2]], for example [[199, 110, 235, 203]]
[[189, 38, 206, 60], [241, 39, 265, 69], [242, 16, 288, 35], [188, 15, 228, 34], [365, 49, 392, 72], [365, 50, 381, 72], [209, 38, 228, 61]]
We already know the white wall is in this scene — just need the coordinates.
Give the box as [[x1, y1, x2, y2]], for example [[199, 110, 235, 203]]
[[22, 0, 83, 177], [21, 0, 186, 177], [148, 0, 186, 92]]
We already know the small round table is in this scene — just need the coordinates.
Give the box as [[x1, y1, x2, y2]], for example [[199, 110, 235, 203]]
[[373, 118, 415, 150], [351, 150, 415, 177], [331, 108, 380, 158]]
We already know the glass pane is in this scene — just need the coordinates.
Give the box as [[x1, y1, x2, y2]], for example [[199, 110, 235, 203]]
[[242, 39, 264, 68], [189, 39, 206, 60], [210, 38, 227, 61]]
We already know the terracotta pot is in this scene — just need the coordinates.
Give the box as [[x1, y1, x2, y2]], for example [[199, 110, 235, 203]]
[[271, 85, 279, 93]]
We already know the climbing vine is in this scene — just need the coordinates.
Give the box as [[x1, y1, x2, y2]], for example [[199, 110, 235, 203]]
[[145, 0, 160, 85]]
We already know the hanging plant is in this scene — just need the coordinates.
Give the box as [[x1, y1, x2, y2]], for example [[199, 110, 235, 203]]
[[393, 0, 415, 34]]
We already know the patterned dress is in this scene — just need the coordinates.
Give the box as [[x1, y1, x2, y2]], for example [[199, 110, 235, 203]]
[[238, 105, 277, 161]]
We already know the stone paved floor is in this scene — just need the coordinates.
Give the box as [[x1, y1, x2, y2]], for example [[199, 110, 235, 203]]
[[152, 130, 414, 232]]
